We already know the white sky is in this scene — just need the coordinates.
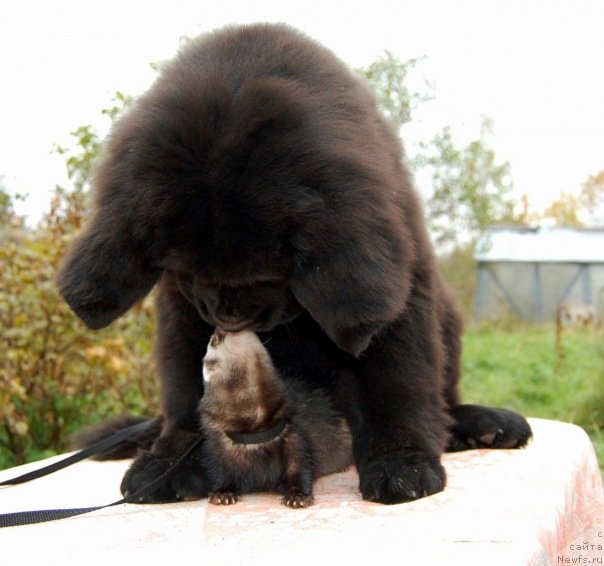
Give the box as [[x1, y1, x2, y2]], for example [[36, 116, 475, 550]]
[[1, 0, 603, 222]]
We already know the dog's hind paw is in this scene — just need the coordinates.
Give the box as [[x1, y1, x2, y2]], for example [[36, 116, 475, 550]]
[[447, 404, 532, 452]]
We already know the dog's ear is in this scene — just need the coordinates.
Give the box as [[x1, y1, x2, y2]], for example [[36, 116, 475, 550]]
[[58, 216, 161, 329], [290, 214, 415, 358]]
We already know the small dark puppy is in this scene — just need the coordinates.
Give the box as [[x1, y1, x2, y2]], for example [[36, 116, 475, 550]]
[[200, 329, 352, 508]]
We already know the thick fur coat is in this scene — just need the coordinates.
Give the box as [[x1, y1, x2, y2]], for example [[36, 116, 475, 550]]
[[60, 23, 531, 504]]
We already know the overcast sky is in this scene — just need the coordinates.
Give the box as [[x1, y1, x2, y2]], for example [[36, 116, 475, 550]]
[[1, 0, 603, 222]]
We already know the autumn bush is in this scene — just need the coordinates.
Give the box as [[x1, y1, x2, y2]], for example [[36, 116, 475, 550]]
[[0, 171, 158, 470]]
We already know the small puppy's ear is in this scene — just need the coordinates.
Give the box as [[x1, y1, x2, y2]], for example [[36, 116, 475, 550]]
[[58, 218, 161, 329], [290, 221, 414, 357]]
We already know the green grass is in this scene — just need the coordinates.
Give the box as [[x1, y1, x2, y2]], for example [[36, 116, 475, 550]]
[[460, 323, 604, 473]]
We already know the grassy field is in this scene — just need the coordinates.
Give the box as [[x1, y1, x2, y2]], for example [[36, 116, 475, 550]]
[[460, 322, 604, 473]]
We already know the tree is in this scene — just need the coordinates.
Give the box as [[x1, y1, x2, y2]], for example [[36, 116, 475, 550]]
[[50, 92, 133, 215], [0, 178, 26, 235], [579, 169, 604, 226], [357, 51, 433, 130], [0, 178, 11, 222], [413, 119, 515, 249], [533, 170, 604, 228], [359, 55, 515, 251], [542, 191, 583, 227]]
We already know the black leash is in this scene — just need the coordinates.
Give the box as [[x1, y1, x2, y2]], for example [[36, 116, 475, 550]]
[[226, 418, 288, 445], [0, 420, 202, 528], [0, 419, 152, 488]]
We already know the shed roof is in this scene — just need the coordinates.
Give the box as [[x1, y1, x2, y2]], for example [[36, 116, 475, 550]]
[[475, 227, 604, 263]]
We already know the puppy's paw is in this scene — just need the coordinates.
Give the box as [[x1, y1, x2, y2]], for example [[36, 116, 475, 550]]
[[281, 493, 314, 509], [120, 440, 209, 503], [209, 491, 239, 505], [448, 404, 533, 452], [358, 452, 446, 504]]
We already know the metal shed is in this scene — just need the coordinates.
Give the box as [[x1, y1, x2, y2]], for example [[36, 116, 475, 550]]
[[473, 227, 604, 322]]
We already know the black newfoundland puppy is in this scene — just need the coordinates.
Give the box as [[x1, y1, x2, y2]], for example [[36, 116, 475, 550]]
[[59, 23, 531, 504]]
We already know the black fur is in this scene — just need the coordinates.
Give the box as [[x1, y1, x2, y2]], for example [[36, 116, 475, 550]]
[[60, 23, 531, 505]]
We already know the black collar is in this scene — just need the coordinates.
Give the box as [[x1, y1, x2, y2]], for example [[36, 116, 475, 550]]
[[226, 419, 288, 445]]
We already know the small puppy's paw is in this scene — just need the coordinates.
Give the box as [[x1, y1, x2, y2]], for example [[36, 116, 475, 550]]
[[209, 491, 239, 505], [448, 405, 533, 452], [281, 493, 314, 509], [359, 452, 446, 504]]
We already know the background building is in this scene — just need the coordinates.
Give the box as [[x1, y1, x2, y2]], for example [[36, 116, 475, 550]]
[[473, 227, 604, 323]]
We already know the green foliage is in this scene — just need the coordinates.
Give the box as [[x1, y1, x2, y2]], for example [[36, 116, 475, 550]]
[[101, 91, 134, 122], [414, 119, 515, 249], [542, 191, 583, 227], [0, 180, 11, 222], [462, 323, 604, 472], [357, 51, 433, 130], [0, 94, 157, 469], [52, 92, 132, 195], [0, 178, 27, 230], [541, 171, 604, 227], [0, 186, 158, 468], [579, 169, 604, 226]]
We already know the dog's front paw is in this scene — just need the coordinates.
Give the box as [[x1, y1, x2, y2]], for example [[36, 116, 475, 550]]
[[358, 452, 446, 504], [448, 405, 533, 452], [121, 434, 209, 503]]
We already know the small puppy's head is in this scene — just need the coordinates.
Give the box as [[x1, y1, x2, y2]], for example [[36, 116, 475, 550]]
[[202, 329, 270, 385], [200, 329, 287, 431]]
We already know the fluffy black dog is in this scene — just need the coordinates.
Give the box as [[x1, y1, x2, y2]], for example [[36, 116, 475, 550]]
[[59, 23, 531, 504]]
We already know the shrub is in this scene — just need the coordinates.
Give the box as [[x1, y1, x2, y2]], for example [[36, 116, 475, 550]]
[[1, 155, 158, 469]]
